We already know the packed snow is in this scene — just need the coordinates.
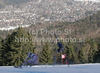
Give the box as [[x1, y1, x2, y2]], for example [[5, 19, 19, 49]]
[[0, 25, 31, 31], [0, 63, 100, 73]]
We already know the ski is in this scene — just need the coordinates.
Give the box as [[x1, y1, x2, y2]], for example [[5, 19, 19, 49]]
[[14, 65, 22, 68]]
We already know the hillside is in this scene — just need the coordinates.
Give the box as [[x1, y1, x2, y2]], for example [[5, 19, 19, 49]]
[[0, 1, 5, 9], [0, 11, 100, 40], [22, 11, 100, 40]]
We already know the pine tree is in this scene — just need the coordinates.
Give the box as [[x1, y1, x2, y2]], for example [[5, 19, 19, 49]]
[[78, 48, 85, 63], [65, 41, 76, 63], [0, 36, 2, 48], [0, 36, 3, 66], [93, 44, 100, 62], [2, 27, 35, 66], [88, 40, 96, 63], [82, 38, 91, 62], [39, 42, 52, 65]]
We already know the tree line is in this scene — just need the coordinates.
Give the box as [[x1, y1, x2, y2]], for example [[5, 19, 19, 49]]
[[0, 27, 100, 66]]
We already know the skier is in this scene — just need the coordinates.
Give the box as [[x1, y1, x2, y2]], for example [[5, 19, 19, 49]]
[[53, 33, 69, 67], [17, 52, 38, 68]]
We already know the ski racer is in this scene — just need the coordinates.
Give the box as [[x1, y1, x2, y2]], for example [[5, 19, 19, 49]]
[[20, 52, 38, 67]]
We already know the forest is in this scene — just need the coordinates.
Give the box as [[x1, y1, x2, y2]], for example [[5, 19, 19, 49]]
[[0, 11, 100, 66]]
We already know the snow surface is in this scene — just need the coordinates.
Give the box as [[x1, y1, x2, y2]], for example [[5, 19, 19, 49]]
[[0, 63, 100, 73], [0, 25, 31, 31]]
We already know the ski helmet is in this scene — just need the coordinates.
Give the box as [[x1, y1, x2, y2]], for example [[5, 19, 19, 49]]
[[27, 52, 31, 56]]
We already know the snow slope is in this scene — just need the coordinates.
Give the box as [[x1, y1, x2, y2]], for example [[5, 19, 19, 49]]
[[0, 25, 31, 31], [0, 64, 100, 73]]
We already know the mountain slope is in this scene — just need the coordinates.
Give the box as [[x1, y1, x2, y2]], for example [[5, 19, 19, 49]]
[[0, 11, 100, 40], [24, 11, 100, 39]]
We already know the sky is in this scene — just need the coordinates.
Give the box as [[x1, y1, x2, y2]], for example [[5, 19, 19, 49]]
[[74, 0, 100, 2]]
